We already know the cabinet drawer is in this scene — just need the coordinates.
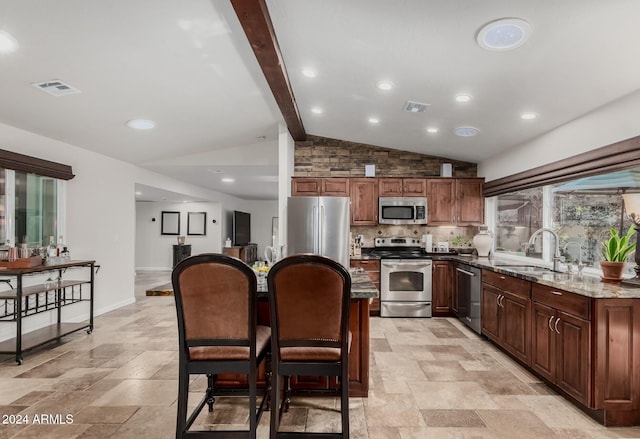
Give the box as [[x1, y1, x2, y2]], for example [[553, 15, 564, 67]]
[[532, 284, 590, 320], [482, 270, 531, 299]]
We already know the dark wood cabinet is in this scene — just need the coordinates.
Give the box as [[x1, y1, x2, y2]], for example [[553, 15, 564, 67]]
[[432, 261, 454, 316], [531, 284, 591, 407], [172, 244, 191, 267], [481, 270, 531, 365], [456, 178, 484, 225], [426, 178, 484, 226], [350, 179, 378, 225], [378, 178, 426, 197], [426, 179, 455, 224], [479, 270, 640, 426], [291, 177, 349, 196], [594, 299, 640, 417], [351, 259, 380, 316]]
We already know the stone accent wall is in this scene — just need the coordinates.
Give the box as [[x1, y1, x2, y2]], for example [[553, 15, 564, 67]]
[[295, 135, 477, 177]]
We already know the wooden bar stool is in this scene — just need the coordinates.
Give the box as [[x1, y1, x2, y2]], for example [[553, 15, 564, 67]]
[[172, 253, 271, 438], [267, 254, 351, 439]]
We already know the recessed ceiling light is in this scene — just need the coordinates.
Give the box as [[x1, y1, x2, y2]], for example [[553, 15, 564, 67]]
[[311, 107, 323, 114], [520, 112, 538, 120], [368, 117, 380, 124], [127, 119, 156, 130], [455, 94, 472, 103], [302, 68, 317, 78], [135, 191, 142, 196], [221, 177, 235, 183], [257, 135, 266, 141], [377, 80, 394, 91], [477, 18, 531, 51], [426, 127, 439, 134], [0, 30, 19, 53], [454, 126, 479, 137]]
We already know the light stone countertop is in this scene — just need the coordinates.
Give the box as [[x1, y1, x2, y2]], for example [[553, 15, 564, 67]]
[[351, 251, 640, 299]]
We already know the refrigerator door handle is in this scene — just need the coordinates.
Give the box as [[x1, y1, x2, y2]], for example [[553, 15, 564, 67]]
[[319, 204, 325, 254], [312, 205, 318, 253]]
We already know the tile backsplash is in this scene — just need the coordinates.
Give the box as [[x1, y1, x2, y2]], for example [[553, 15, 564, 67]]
[[351, 225, 478, 250]]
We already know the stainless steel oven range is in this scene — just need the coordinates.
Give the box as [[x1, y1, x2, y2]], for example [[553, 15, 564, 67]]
[[371, 237, 433, 317]]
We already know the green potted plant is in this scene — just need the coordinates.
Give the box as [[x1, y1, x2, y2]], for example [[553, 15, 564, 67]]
[[600, 225, 636, 282], [451, 235, 474, 255]]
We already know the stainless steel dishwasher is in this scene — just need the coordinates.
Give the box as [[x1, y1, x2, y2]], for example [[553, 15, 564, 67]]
[[455, 263, 482, 334]]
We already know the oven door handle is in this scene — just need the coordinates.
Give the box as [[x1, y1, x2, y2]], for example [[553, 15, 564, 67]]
[[382, 261, 431, 271]]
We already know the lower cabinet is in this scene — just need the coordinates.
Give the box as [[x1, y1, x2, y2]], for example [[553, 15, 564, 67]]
[[481, 270, 531, 364], [432, 261, 454, 316], [480, 270, 640, 426], [531, 301, 591, 406]]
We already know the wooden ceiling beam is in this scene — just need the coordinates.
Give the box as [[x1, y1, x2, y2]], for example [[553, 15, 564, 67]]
[[230, 0, 306, 141]]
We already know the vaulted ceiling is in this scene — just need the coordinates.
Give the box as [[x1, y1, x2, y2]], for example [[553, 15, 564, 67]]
[[1, 1, 640, 201]]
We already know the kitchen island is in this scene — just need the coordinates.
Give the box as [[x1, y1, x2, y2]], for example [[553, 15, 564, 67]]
[[157, 271, 378, 397]]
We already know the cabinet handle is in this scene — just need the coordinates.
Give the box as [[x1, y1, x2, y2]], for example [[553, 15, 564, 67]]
[[548, 316, 554, 331], [500, 295, 505, 307], [554, 317, 561, 334], [499, 276, 506, 280], [496, 294, 501, 307], [550, 291, 563, 296]]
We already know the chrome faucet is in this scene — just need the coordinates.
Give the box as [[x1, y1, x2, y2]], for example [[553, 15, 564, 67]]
[[528, 228, 563, 272]]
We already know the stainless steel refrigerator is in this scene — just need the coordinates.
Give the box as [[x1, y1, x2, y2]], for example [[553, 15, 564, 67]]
[[286, 196, 350, 268]]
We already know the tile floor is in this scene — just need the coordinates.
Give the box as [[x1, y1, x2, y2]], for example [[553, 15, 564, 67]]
[[0, 271, 639, 438]]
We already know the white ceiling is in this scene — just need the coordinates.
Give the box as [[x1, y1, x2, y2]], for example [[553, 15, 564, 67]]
[[1, 1, 640, 201]]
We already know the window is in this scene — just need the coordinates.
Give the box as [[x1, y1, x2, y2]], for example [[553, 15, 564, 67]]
[[491, 168, 638, 275], [1, 169, 61, 248]]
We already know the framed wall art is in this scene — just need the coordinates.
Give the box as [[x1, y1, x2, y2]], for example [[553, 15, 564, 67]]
[[187, 211, 207, 236]]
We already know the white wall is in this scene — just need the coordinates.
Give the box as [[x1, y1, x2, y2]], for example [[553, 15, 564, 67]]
[[0, 122, 266, 342], [135, 201, 222, 270], [479, 89, 640, 181]]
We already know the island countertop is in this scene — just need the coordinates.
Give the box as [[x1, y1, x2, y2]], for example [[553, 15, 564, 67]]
[[256, 270, 378, 300]]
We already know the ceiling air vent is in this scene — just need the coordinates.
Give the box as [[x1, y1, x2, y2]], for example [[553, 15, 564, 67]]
[[32, 80, 81, 97], [403, 101, 429, 113]]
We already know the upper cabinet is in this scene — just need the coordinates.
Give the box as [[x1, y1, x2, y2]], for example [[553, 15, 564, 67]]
[[378, 178, 426, 197], [292, 178, 350, 196], [427, 178, 484, 226], [350, 178, 378, 225]]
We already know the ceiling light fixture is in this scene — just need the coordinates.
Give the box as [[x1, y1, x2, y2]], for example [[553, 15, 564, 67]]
[[127, 119, 156, 130], [426, 127, 439, 134], [455, 94, 472, 103], [454, 126, 479, 137], [520, 112, 538, 120], [302, 68, 317, 78], [368, 117, 380, 124], [311, 107, 323, 114], [0, 30, 19, 53], [377, 80, 394, 91], [477, 18, 531, 51], [221, 177, 235, 183]]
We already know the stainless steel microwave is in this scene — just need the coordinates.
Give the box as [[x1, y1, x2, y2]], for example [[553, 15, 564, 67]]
[[378, 197, 428, 225]]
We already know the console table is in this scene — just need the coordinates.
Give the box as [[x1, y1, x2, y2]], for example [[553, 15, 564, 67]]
[[0, 260, 96, 364]]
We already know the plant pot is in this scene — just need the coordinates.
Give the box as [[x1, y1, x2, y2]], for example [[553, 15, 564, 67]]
[[599, 261, 625, 282]]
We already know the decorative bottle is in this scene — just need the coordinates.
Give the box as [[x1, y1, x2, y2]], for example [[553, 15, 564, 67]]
[[473, 225, 493, 257], [46, 236, 57, 264]]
